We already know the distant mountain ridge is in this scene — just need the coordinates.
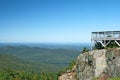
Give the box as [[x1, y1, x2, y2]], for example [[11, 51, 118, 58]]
[[0, 43, 90, 51]]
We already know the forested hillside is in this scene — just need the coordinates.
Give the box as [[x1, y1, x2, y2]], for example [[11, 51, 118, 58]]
[[0, 46, 80, 71], [0, 54, 59, 72]]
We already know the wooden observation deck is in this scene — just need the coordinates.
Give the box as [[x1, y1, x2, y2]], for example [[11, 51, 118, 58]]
[[91, 31, 120, 49]]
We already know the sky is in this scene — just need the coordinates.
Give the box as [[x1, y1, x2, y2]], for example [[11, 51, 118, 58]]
[[0, 0, 120, 43]]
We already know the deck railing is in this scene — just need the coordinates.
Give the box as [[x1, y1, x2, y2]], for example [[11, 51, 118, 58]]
[[91, 31, 120, 41], [91, 37, 120, 40]]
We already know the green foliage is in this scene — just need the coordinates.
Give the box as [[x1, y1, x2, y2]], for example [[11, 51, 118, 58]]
[[106, 41, 119, 48], [92, 77, 120, 80], [108, 77, 120, 80], [0, 68, 59, 80], [66, 60, 76, 70], [57, 60, 76, 76], [92, 77, 99, 80], [82, 47, 89, 53], [94, 42, 104, 49]]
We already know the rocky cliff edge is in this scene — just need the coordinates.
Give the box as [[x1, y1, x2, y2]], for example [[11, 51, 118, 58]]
[[59, 48, 120, 80]]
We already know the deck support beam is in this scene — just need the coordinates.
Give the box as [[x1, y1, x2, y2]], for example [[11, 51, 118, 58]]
[[115, 40, 120, 47]]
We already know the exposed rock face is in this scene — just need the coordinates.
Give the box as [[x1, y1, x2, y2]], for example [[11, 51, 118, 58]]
[[76, 48, 120, 80], [58, 48, 120, 80], [105, 48, 120, 77]]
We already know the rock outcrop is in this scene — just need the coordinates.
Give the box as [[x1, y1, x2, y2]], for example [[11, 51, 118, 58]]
[[76, 48, 120, 80], [58, 48, 120, 80]]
